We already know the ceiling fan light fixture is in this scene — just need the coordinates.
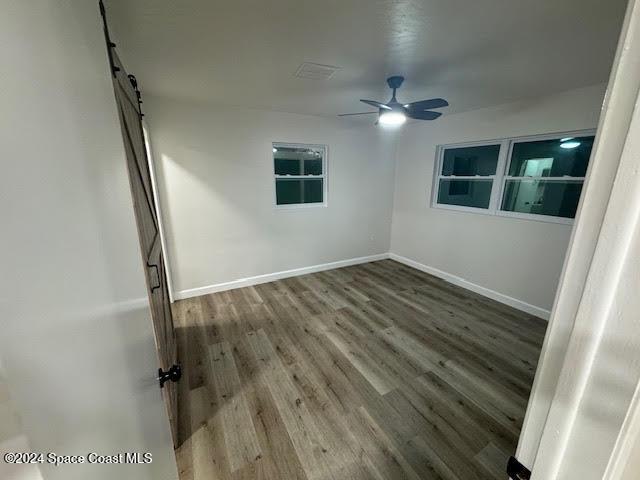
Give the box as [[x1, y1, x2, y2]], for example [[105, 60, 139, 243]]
[[339, 75, 448, 125], [379, 110, 407, 127]]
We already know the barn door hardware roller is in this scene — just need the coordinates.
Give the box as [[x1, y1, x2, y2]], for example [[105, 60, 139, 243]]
[[128, 74, 144, 114], [158, 364, 182, 388]]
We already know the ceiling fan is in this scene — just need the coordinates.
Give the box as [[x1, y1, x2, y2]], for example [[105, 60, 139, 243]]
[[339, 76, 448, 126]]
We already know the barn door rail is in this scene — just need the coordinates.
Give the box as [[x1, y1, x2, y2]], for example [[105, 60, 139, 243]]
[[99, 1, 145, 115]]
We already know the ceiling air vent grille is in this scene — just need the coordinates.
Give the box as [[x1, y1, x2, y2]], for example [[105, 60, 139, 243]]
[[294, 62, 340, 80]]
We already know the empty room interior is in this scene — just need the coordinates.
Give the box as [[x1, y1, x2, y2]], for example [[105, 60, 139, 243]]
[[3, 1, 640, 480]]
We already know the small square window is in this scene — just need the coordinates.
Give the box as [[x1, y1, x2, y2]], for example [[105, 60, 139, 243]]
[[273, 143, 326, 206]]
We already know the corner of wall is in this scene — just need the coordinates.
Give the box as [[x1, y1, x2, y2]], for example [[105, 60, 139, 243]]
[[387, 128, 405, 254]]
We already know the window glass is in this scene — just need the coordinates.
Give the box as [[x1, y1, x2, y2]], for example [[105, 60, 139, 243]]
[[434, 132, 594, 221], [437, 179, 493, 209], [442, 145, 500, 176], [275, 179, 324, 205], [508, 136, 595, 178], [275, 179, 301, 204], [274, 158, 300, 176], [501, 180, 583, 218], [304, 159, 323, 175], [274, 146, 324, 176], [303, 179, 323, 203]]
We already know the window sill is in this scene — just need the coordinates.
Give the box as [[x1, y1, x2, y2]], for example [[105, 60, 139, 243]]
[[275, 202, 328, 210], [431, 203, 574, 225]]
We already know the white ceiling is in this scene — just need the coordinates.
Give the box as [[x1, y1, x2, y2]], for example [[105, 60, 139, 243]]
[[106, 0, 627, 118]]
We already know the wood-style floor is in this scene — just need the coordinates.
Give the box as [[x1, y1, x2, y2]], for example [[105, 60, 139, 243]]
[[172, 260, 547, 480]]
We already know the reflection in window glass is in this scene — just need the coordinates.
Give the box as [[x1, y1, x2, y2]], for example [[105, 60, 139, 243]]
[[437, 179, 493, 209], [442, 144, 500, 176], [501, 180, 583, 218], [509, 136, 594, 177]]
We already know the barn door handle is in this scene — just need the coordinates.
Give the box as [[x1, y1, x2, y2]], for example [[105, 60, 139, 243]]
[[158, 364, 182, 388], [147, 262, 161, 292]]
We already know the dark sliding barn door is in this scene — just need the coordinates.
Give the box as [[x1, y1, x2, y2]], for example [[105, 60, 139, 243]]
[[102, 20, 179, 444]]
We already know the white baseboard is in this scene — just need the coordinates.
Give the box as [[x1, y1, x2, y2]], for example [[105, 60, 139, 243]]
[[389, 253, 551, 320], [174, 251, 550, 320], [174, 253, 390, 300]]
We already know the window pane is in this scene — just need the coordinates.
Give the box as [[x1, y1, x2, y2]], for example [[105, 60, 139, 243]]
[[274, 158, 300, 175], [303, 179, 323, 203], [304, 158, 323, 175], [437, 179, 492, 209], [509, 136, 594, 177], [274, 145, 324, 176], [501, 179, 583, 218], [276, 179, 323, 205], [276, 179, 302, 204], [442, 145, 500, 176]]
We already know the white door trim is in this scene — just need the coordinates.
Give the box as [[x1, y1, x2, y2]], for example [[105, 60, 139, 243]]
[[517, 0, 640, 476]]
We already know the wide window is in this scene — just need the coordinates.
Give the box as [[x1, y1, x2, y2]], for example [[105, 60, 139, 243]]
[[273, 143, 326, 207], [433, 132, 595, 222]]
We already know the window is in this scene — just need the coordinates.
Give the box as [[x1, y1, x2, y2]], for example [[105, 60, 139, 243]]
[[273, 143, 326, 207], [433, 131, 595, 223], [435, 144, 501, 210], [501, 135, 593, 219]]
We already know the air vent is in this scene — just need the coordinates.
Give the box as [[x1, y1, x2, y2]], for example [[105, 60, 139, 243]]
[[294, 62, 340, 80]]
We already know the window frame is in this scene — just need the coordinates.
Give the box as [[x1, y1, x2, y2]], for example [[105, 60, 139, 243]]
[[272, 142, 328, 209], [431, 129, 596, 224], [431, 139, 509, 215]]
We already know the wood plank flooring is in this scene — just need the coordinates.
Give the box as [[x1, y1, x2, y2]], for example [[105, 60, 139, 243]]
[[172, 259, 547, 480]]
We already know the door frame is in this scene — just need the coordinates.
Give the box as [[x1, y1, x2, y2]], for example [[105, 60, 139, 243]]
[[516, 0, 640, 476]]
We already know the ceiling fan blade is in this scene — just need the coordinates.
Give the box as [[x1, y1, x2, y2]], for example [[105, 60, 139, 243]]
[[406, 98, 449, 111], [338, 112, 379, 117], [408, 110, 442, 120], [360, 99, 391, 110]]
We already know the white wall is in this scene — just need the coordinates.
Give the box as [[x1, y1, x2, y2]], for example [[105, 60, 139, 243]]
[[144, 97, 397, 296], [146, 85, 605, 312], [390, 84, 606, 315], [0, 360, 43, 480], [0, 2, 177, 479]]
